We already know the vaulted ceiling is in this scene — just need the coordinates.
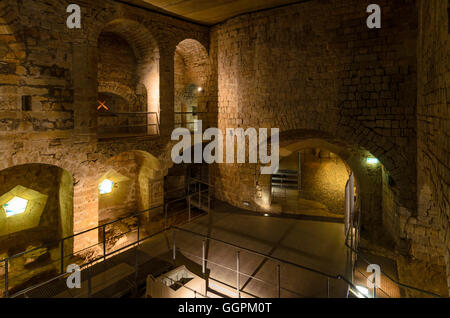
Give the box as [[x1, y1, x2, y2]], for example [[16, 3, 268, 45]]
[[122, 0, 304, 25]]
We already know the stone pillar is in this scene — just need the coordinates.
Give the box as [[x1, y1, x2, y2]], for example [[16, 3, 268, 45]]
[[73, 43, 98, 137], [158, 45, 175, 137], [72, 174, 99, 254]]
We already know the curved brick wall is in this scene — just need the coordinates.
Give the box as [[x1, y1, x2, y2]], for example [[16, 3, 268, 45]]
[[212, 0, 417, 215]]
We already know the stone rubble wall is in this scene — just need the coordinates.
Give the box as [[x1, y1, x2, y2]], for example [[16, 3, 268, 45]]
[[416, 0, 450, 293]]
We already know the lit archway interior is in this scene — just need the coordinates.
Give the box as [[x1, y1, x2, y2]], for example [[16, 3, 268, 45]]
[[174, 39, 210, 131], [272, 148, 353, 219], [97, 19, 160, 137], [0, 164, 73, 291]]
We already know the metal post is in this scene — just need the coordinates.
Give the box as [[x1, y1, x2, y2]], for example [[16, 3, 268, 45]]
[[188, 195, 191, 222], [4, 259, 8, 298], [102, 225, 106, 261], [236, 251, 240, 298], [208, 186, 211, 212], [373, 284, 376, 298], [164, 203, 168, 229], [137, 216, 140, 246], [327, 278, 330, 298], [202, 240, 206, 274], [198, 183, 201, 208], [172, 229, 176, 263], [277, 264, 281, 298], [60, 238, 64, 274], [87, 266, 92, 298], [134, 245, 139, 294]]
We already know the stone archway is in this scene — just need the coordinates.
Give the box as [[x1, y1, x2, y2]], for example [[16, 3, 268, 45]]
[[174, 39, 212, 131], [0, 163, 74, 292]]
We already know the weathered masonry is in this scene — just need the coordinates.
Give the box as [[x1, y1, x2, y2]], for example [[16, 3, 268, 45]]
[[0, 0, 448, 296]]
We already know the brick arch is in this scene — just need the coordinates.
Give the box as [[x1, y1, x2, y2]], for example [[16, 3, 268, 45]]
[[98, 82, 138, 107], [277, 129, 413, 212], [95, 18, 160, 114], [0, 163, 74, 264], [174, 39, 210, 88], [0, 157, 77, 180], [97, 149, 167, 215], [0, 1, 26, 61]]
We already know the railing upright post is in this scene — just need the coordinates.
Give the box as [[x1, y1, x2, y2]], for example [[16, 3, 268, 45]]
[[87, 266, 92, 298], [208, 186, 211, 212], [373, 284, 376, 299], [236, 251, 240, 298], [137, 216, 140, 246], [277, 264, 281, 298], [60, 238, 64, 274], [134, 245, 139, 294], [199, 183, 201, 209], [4, 259, 8, 298], [327, 278, 330, 298], [103, 225, 106, 261], [164, 203, 168, 229], [202, 240, 206, 274], [172, 229, 176, 264], [188, 195, 191, 222]]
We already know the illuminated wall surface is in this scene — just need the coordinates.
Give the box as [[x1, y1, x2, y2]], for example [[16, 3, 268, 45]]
[[0, 0, 447, 297]]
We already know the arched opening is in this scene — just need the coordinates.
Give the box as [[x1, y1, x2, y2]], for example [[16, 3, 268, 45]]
[[98, 151, 163, 251], [0, 17, 26, 134], [97, 19, 160, 138], [272, 147, 353, 220], [164, 141, 212, 227], [0, 164, 73, 293], [174, 39, 211, 132]]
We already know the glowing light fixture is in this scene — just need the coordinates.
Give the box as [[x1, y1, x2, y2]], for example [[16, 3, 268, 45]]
[[264, 213, 269, 217], [99, 179, 114, 194], [197, 87, 203, 93], [3, 196, 28, 217], [366, 157, 379, 165], [355, 285, 369, 297]]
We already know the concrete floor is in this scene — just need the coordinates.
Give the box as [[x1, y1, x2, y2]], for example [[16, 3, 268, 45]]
[[140, 208, 349, 298], [272, 187, 344, 220]]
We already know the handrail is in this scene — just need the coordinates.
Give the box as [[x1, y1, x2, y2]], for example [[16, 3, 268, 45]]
[[8, 227, 168, 298], [172, 226, 368, 298], [99, 111, 159, 115], [344, 237, 442, 298], [6, 218, 365, 298], [343, 211, 442, 298], [173, 226, 337, 280], [0, 179, 212, 263]]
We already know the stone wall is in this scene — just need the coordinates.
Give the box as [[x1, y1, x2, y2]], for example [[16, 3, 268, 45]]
[[174, 39, 215, 129], [300, 149, 349, 215], [0, 0, 209, 253], [277, 149, 350, 215], [98, 152, 139, 224], [0, 164, 72, 255], [416, 0, 450, 292], [212, 0, 417, 218]]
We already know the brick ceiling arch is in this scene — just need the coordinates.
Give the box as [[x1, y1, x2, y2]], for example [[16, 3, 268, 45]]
[[277, 129, 414, 211]]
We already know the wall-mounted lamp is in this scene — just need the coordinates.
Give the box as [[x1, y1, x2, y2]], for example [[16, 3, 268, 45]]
[[366, 157, 379, 165], [4, 196, 28, 217], [355, 285, 369, 298], [197, 87, 203, 93], [98, 179, 114, 194]]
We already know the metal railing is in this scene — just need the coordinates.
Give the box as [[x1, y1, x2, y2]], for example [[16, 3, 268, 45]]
[[0, 179, 210, 298], [344, 206, 442, 298], [2, 181, 440, 298], [174, 111, 216, 132], [171, 226, 362, 298], [98, 111, 160, 137]]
